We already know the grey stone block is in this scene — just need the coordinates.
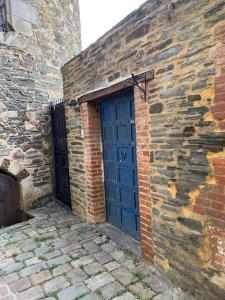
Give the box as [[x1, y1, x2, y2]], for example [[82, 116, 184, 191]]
[[52, 264, 72, 277], [17, 286, 44, 300], [8, 0, 40, 25], [93, 251, 113, 264], [143, 274, 169, 293], [71, 255, 94, 268], [85, 272, 115, 291], [47, 254, 70, 267], [110, 250, 125, 262], [101, 281, 125, 300], [2, 262, 24, 274], [0, 258, 14, 269], [19, 262, 46, 277], [111, 268, 137, 286], [57, 283, 89, 300], [10, 16, 33, 36], [4, 32, 27, 50], [112, 292, 137, 300], [80, 293, 103, 300], [67, 267, 88, 284], [128, 282, 156, 299], [9, 277, 31, 293], [83, 241, 101, 254], [15, 252, 33, 262], [34, 245, 50, 256], [43, 276, 70, 294], [83, 262, 103, 276]]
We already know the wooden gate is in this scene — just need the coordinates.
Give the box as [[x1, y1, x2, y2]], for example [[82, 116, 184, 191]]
[[51, 101, 71, 207], [0, 172, 20, 227]]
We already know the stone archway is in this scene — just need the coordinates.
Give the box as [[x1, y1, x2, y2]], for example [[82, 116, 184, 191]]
[[0, 171, 20, 227], [0, 158, 34, 210]]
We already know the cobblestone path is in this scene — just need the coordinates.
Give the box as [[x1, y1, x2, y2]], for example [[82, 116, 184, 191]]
[[0, 202, 193, 300]]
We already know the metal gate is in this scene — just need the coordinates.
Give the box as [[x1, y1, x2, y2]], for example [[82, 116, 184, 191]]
[[0, 172, 20, 227], [101, 91, 140, 240], [51, 101, 71, 207]]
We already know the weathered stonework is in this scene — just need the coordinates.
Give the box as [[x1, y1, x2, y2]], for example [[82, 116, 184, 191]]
[[62, 0, 225, 298], [0, 0, 81, 208]]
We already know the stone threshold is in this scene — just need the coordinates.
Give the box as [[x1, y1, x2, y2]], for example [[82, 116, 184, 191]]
[[98, 223, 141, 257]]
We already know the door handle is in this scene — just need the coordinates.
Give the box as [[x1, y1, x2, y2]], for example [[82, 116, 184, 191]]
[[120, 150, 126, 161], [121, 150, 126, 159]]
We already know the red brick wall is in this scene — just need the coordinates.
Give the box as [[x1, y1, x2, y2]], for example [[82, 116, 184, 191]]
[[80, 102, 106, 225], [134, 87, 154, 263], [208, 226, 225, 271]]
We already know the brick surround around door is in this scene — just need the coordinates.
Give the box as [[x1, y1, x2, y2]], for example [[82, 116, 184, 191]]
[[80, 86, 154, 264]]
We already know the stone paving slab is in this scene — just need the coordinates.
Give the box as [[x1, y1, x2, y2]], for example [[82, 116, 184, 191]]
[[0, 201, 195, 300], [111, 268, 137, 286], [9, 278, 31, 293], [57, 282, 88, 300], [100, 281, 125, 300], [80, 292, 103, 300], [83, 261, 104, 276], [85, 272, 115, 291], [113, 292, 137, 300]]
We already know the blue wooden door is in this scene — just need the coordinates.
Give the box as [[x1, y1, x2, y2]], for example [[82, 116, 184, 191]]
[[101, 91, 140, 240]]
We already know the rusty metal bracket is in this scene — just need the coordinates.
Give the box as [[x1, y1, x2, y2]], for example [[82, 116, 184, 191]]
[[129, 73, 147, 100]]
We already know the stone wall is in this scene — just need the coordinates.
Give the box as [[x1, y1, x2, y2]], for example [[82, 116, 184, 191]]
[[62, 0, 225, 298], [0, 0, 81, 208]]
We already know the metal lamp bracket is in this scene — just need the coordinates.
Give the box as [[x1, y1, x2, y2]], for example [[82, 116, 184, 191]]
[[129, 73, 147, 101]]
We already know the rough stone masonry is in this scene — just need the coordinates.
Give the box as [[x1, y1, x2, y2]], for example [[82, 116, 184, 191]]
[[62, 0, 225, 299], [0, 0, 81, 209]]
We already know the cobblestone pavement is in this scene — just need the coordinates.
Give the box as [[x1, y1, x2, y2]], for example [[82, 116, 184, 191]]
[[0, 202, 194, 300]]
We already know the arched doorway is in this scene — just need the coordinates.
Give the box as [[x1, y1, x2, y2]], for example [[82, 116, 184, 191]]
[[0, 171, 21, 227]]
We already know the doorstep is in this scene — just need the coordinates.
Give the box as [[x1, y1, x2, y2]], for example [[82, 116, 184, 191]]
[[98, 223, 142, 257]]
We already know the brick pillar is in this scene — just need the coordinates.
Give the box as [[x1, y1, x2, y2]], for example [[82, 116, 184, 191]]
[[134, 87, 154, 263], [80, 102, 106, 225]]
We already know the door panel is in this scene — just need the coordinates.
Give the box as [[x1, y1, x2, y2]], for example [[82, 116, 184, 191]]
[[0, 173, 20, 227], [101, 92, 140, 240]]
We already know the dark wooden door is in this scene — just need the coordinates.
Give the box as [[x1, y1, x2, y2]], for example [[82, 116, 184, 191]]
[[51, 102, 71, 207], [101, 91, 140, 240], [0, 172, 20, 227]]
